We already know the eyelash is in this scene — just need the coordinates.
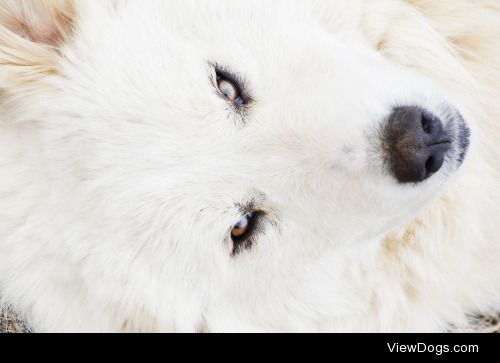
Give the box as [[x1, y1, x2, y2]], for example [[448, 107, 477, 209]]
[[212, 65, 249, 107]]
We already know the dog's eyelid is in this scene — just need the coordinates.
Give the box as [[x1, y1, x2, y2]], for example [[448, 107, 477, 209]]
[[210, 63, 253, 106]]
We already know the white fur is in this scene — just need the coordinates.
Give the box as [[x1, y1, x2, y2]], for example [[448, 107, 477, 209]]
[[1, 0, 499, 332]]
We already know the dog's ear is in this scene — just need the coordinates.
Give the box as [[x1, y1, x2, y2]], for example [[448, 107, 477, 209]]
[[0, 0, 75, 47], [0, 0, 76, 91]]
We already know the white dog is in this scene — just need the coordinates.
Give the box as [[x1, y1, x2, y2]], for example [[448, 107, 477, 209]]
[[0, 0, 499, 332]]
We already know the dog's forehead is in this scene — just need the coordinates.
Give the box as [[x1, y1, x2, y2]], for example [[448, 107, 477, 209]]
[[141, 0, 316, 29], [97, 0, 359, 48], [85, 0, 365, 81]]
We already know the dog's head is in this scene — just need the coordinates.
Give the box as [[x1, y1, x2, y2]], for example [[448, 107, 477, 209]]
[[0, 0, 473, 330]]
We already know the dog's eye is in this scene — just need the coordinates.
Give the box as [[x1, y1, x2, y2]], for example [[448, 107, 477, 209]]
[[230, 212, 259, 253], [231, 212, 254, 240], [218, 79, 240, 103], [216, 72, 245, 106]]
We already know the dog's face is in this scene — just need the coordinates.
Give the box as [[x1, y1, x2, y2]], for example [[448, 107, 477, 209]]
[[1, 0, 472, 330]]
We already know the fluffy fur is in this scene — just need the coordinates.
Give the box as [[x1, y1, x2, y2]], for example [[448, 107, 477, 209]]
[[0, 0, 499, 332]]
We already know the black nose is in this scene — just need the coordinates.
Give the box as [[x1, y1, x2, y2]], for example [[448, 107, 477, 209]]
[[385, 107, 451, 184]]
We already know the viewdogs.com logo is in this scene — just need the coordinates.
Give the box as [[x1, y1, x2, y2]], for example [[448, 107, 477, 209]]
[[387, 343, 479, 356]]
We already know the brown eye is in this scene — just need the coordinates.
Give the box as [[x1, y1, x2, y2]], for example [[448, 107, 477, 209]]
[[231, 212, 256, 242], [229, 210, 266, 256]]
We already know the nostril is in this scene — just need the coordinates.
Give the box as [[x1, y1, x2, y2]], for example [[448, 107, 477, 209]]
[[425, 150, 447, 178], [421, 115, 432, 135], [425, 156, 436, 176]]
